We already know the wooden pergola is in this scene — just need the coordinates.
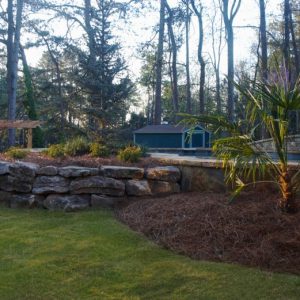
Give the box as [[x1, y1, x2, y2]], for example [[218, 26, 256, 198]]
[[0, 120, 43, 148]]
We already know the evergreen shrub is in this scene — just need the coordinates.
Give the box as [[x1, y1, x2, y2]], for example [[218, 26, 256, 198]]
[[117, 146, 142, 163], [89, 143, 110, 157]]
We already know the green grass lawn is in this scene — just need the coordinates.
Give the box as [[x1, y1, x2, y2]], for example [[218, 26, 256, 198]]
[[0, 208, 299, 300]]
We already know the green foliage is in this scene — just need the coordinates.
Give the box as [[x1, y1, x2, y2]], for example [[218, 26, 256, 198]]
[[89, 142, 110, 157], [44, 144, 65, 158], [4, 147, 28, 159], [181, 73, 300, 212], [118, 146, 143, 163], [138, 145, 149, 157], [23, 58, 44, 148], [64, 136, 90, 157]]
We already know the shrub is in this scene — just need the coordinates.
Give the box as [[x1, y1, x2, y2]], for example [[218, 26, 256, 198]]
[[117, 146, 142, 163], [139, 145, 149, 157], [5, 147, 28, 159], [64, 136, 90, 156], [106, 141, 127, 155], [44, 144, 65, 158], [89, 143, 110, 157]]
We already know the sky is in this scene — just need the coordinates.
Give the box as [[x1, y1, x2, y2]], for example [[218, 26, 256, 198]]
[[25, 0, 283, 84]]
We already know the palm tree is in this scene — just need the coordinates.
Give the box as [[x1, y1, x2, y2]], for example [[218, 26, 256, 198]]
[[182, 73, 300, 213]]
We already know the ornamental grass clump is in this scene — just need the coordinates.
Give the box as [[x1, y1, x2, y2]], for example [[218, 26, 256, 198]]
[[64, 136, 90, 156], [44, 144, 65, 158], [181, 72, 300, 213], [117, 146, 143, 163], [5, 147, 28, 159]]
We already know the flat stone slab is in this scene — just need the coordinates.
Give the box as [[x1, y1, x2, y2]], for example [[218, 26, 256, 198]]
[[70, 176, 125, 196], [146, 166, 181, 182], [0, 191, 12, 206], [8, 162, 39, 183], [10, 194, 38, 209], [58, 166, 99, 178], [37, 166, 58, 176], [0, 175, 32, 193], [0, 161, 11, 175], [32, 176, 70, 194], [101, 166, 144, 179], [149, 180, 180, 195], [44, 194, 90, 212], [91, 194, 119, 209], [126, 180, 152, 196]]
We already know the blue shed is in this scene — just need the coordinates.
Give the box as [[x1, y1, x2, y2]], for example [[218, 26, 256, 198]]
[[134, 124, 211, 149]]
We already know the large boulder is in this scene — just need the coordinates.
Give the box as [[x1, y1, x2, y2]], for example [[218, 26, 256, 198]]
[[37, 166, 58, 176], [146, 166, 181, 182], [149, 180, 180, 195], [70, 176, 125, 196], [8, 162, 39, 183], [91, 194, 120, 209], [126, 180, 152, 196], [10, 194, 38, 209], [0, 191, 12, 206], [101, 166, 144, 180], [44, 194, 90, 212], [0, 175, 32, 193], [32, 176, 70, 194], [0, 161, 11, 175], [58, 166, 99, 178]]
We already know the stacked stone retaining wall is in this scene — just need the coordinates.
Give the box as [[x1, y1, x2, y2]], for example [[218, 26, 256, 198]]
[[0, 162, 181, 212]]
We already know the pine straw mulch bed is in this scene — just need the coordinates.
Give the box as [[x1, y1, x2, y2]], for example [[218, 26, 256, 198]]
[[0, 152, 165, 168], [116, 190, 300, 275]]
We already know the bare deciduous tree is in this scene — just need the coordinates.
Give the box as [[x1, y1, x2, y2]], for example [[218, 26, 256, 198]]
[[220, 0, 241, 122]]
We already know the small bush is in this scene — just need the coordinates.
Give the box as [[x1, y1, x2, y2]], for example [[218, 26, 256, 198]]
[[64, 136, 89, 156], [117, 146, 143, 163], [139, 145, 149, 157], [89, 143, 110, 157], [5, 147, 28, 159], [44, 144, 65, 158]]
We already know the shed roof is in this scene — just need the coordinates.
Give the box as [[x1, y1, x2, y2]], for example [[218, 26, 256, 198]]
[[134, 124, 207, 134]]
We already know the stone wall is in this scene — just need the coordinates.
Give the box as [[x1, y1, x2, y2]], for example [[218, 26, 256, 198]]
[[0, 162, 181, 212]]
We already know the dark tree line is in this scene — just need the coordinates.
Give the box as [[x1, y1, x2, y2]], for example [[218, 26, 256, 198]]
[[0, 0, 299, 148]]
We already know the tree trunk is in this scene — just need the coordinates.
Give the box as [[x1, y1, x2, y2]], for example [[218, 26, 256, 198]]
[[216, 71, 221, 114], [284, 0, 290, 73], [43, 39, 64, 132], [154, 0, 165, 125], [259, 0, 268, 139], [279, 166, 297, 212], [165, 0, 179, 117], [227, 26, 234, 122], [191, 0, 205, 114], [185, 0, 192, 114], [222, 0, 241, 122], [7, 0, 24, 146], [289, 5, 300, 76], [259, 0, 268, 82], [210, 0, 223, 115]]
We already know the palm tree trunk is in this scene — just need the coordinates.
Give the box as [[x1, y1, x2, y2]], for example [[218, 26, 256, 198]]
[[279, 166, 297, 212]]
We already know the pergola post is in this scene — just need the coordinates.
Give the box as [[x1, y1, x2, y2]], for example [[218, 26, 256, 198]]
[[27, 128, 33, 149]]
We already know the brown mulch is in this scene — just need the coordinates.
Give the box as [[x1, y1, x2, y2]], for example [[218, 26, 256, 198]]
[[0, 152, 165, 168], [116, 190, 300, 275]]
